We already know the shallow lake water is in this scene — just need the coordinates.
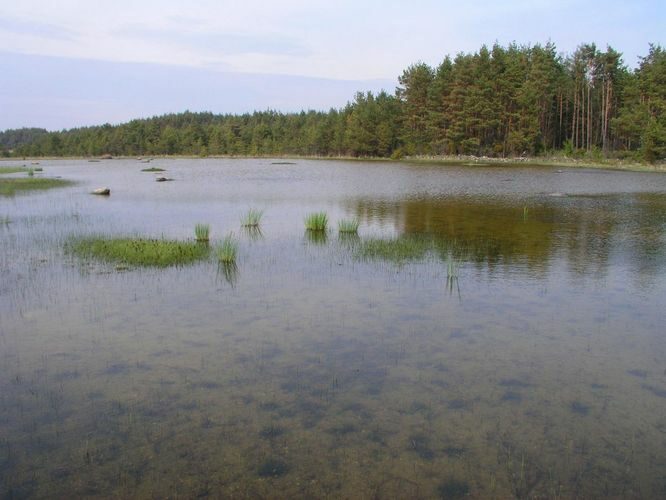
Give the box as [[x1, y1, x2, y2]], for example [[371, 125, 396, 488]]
[[1, 158, 665, 498]]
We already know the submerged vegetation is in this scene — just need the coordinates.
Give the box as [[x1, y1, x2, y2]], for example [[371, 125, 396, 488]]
[[0, 177, 72, 196], [358, 236, 432, 264], [241, 208, 264, 227], [358, 234, 468, 276], [4, 43, 665, 163], [305, 212, 328, 231], [216, 233, 238, 263], [69, 237, 210, 267]]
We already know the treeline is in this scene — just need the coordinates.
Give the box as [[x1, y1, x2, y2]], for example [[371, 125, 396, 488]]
[[0, 128, 48, 154], [5, 42, 665, 162]]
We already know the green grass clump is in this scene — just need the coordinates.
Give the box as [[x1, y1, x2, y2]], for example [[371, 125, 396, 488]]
[[141, 167, 165, 172], [358, 236, 432, 264], [0, 177, 72, 196], [217, 233, 238, 263], [194, 223, 210, 242], [69, 237, 210, 267], [241, 208, 264, 227], [305, 212, 328, 231], [0, 166, 28, 174], [337, 218, 359, 234]]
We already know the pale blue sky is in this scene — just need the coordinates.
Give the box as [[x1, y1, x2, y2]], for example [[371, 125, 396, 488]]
[[1, 0, 664, 130]]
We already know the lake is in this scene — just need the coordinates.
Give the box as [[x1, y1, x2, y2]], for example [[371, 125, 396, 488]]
[[1, 158, 665, 498]]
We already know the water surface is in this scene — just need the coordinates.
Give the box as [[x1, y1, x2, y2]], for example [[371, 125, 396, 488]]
[[1, 159, 665, 498]]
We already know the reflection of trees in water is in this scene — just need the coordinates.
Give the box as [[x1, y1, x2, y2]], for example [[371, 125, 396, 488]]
[[345, 194, 666, 284]]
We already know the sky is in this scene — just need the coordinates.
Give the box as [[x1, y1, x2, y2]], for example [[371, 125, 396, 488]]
[[1, 0, 664, 131]]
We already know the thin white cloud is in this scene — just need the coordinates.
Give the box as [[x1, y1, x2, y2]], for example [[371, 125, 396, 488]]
[[0, 16, 78, 41], [114, 24, 310, 57], [0, 0, 663, 79]]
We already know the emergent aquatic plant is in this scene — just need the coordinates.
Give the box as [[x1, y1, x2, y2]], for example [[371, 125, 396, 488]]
[[305, 212, 328, 231], [0, 177, 73, 196], [69, 237, 210, 267], [0, 166, 28, 174], [241, 208, 264, 227], [337, 218, 359, 234], [217, 232, 238, 263], [194, 223, 210, 242]]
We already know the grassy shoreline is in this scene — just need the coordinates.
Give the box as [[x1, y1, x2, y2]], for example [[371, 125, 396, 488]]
[[2, 154, 663, 173]]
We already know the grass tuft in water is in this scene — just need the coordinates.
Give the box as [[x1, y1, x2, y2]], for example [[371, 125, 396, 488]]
[[0, 166, 29, 174], [194, 223, 210, 242], [69, 237, 210, 267], [241, 208, 264, 227], [305, 212, 328, 231], [141, 167, 165, 172], [0, 177, 73, 196], [217, 233, 238, 263], [337, 218, 359, 234]]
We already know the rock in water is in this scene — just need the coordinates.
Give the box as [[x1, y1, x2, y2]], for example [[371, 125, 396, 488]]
[[92, 187, 110, 195]]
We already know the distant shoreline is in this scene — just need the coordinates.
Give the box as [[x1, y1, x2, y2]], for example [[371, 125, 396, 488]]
[[2, 154, 664, 173]]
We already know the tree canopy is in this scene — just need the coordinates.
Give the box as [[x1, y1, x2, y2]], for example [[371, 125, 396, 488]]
[[4, 42, 665, 162]]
